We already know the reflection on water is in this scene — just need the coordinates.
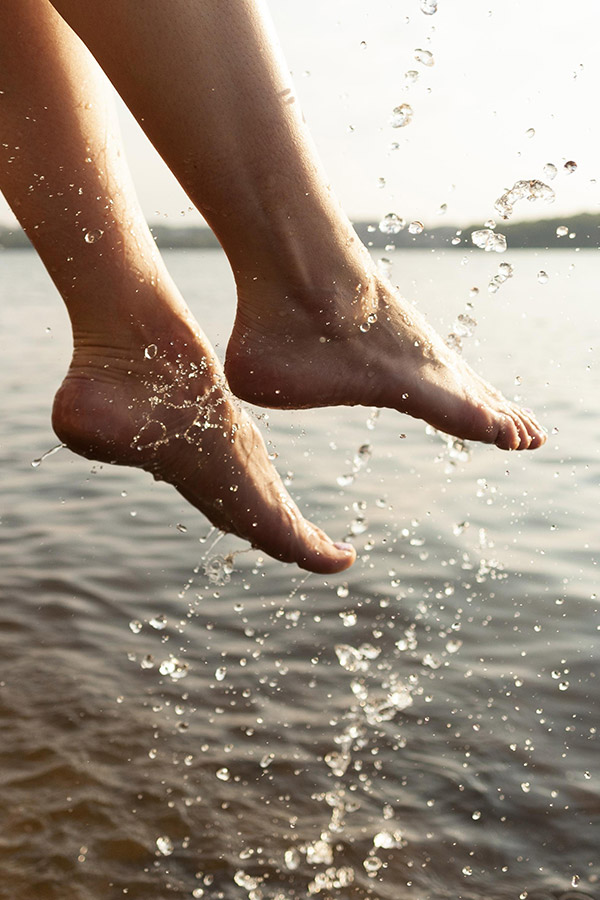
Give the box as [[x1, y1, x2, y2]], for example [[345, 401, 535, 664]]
[[0, 249, 599, 899]]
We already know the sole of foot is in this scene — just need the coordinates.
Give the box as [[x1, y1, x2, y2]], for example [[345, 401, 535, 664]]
[[51, 339, 356, 575]]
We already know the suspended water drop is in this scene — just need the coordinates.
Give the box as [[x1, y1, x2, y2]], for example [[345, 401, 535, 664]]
[[564, 159, 577, 173], [31, 442, 66, 468], [216, 767, 230, 781], [284, 848, 301, 870], [494, 179, 555, 220], [129, 620, 143, 634], [420, 0, 438, 14], [543, 162, 557, 180], [339, 610, 358, 627], [414, 48, 434, 66], [156, 836, 174, 857], [556, 225, 569, 237], [408, 220, 424, 235], [520, 781, 531, 792], [215, 666, 227, 681], [471, 229, 507, 253], [462, 866, 473, 877], [158, 656, 189, 680], [144, 343, 158, 359], [379, 212, 405, 234], [389, 103, 413, 128], [405, 69, 419, 84], [537, 270, 549, 284], [525, 127, 535, 138]]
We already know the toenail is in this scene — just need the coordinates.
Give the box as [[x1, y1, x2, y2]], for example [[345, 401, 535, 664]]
[[334, 542, 354, 553]]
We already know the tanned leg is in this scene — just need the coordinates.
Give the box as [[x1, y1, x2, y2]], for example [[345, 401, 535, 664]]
[[48, 0, 545, 451], [0, 0, 356, 574]]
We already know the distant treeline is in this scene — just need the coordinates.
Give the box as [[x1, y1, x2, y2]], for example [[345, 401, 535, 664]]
[[1, 213, 599, 251]]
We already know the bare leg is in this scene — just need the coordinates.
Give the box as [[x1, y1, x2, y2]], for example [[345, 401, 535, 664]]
[[49, 0, 545, 451], [0, 0, 356, 574]]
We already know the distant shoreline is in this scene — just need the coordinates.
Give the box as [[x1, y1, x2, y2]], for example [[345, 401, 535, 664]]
[[1, 213, 598, 251]]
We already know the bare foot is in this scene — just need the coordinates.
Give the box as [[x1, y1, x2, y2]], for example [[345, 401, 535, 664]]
[[51, 320, 356, 574], [225, 268, 546, 452]]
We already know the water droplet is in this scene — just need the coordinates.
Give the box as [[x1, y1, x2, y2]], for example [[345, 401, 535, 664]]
[[140, 654, 155, 669], [405, 69, 419, 84], [363, 856, 382, 874], [408, 220, 424, 235], [359, 322, 371, 333], [471, 229, 507, 253], [494, 179, 555, 220], [472, 810, 482, 820], [556, 224, 569, 237], [149, 614, 167, 630], [84, 228, 103, 244], [156, 836, 174, 856], [216, 767, 230, 781], [284, 848, 301, 870], [525, 127, 535, 138], [215, 666, 227, 681], [378, 212, 405, 234], [521, 781, 531, 793], [158, 656, 189, 680], [437, 202, 448, 215], [543, 162, 557, 180], [572, 876, 581, 887], [558, 681, 569, 691], [420, 0, 438, 14], [31, 442, 66, 468], [446, 639, 463, 654], [537, 270, 549, 284], [339, 610, 358, 627], [129, 620, 143, 634], [144, 343, 158, 359], [564, 159, 577, 173], [389, 103, 413, 128], [414, 48, 434, 66]]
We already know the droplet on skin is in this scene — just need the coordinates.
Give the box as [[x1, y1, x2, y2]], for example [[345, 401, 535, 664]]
[[84, 228, 104, 244], [414, 48, 434, 66], [389, 103, 413, 128]]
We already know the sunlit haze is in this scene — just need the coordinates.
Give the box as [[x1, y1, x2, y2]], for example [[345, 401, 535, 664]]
[[1, 0, 598, 229]]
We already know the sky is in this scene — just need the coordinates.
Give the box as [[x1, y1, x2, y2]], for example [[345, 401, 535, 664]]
[[1, 0, 599, 229]]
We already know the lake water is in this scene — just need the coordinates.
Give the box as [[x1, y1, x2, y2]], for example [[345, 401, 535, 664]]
[[1, 246, 598, 900]]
